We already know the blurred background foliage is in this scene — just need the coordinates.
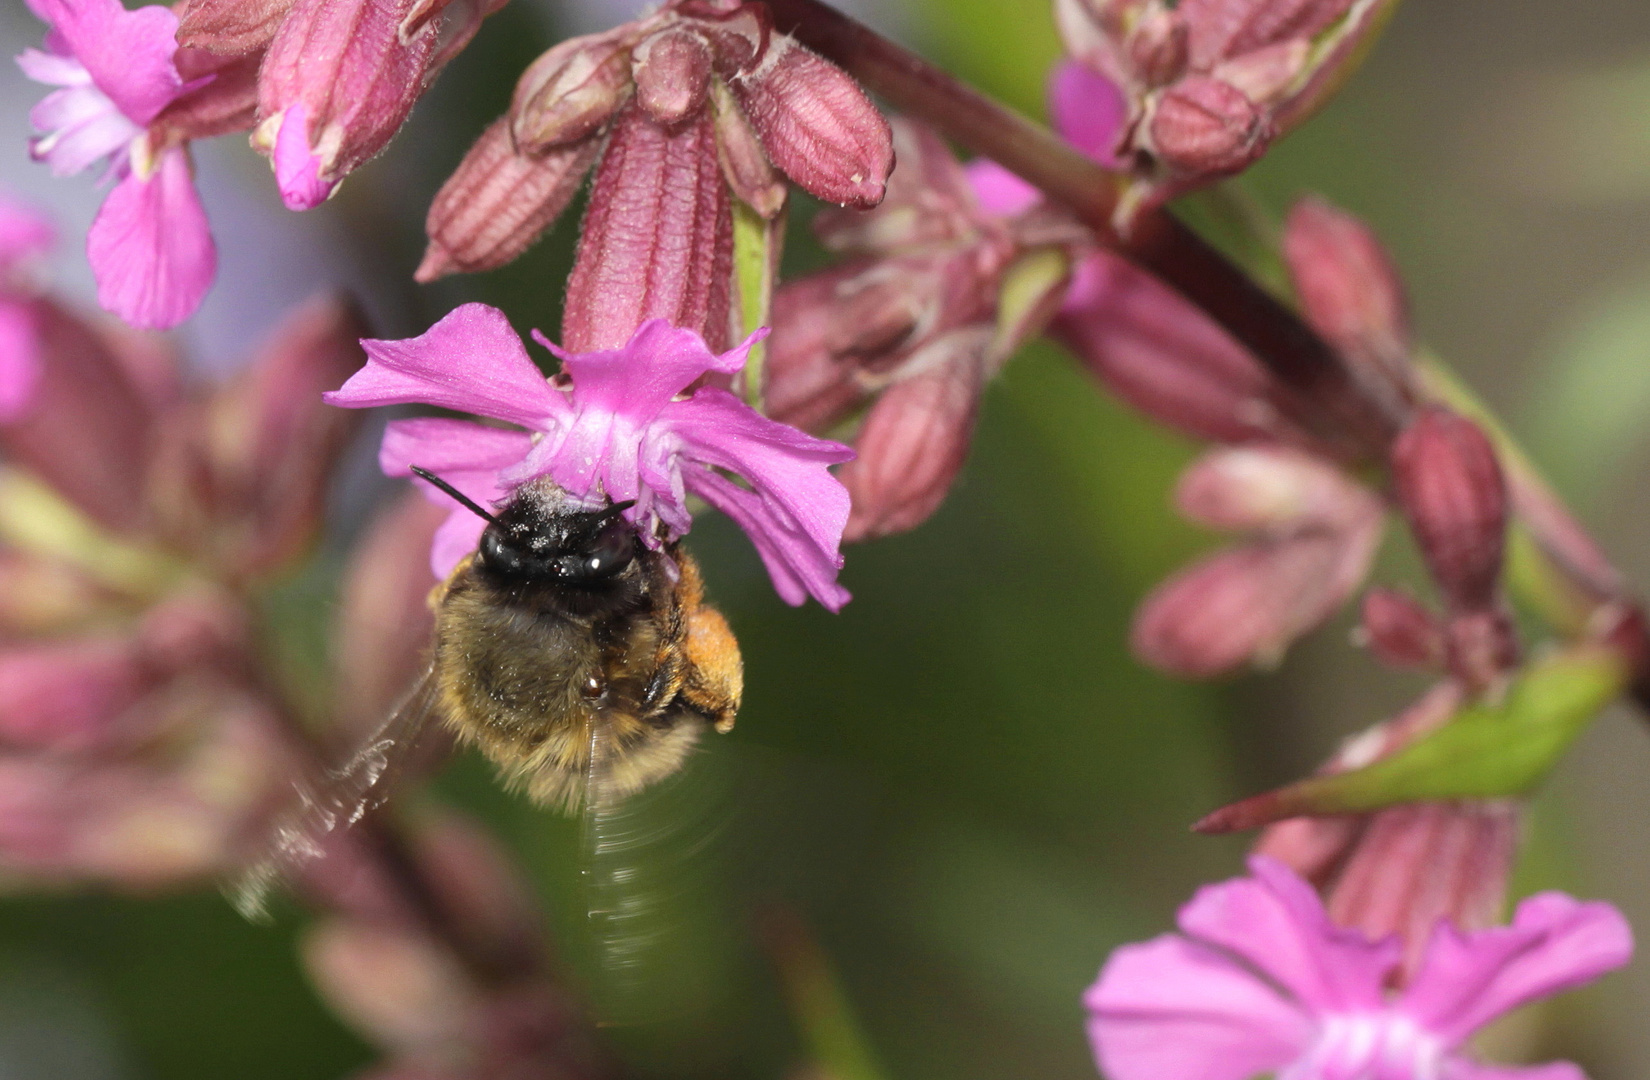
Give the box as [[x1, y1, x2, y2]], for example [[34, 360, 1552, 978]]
[[3, 0, 1650, 1077]]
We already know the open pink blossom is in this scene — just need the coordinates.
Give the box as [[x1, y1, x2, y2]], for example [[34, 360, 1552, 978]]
[[18, 0, 216, 329], [0, 193, 55, 421], [325, 304, 855, 610], [1087, 856, 1632, 1080]]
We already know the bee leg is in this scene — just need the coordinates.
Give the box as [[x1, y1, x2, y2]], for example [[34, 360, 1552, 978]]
[[680, 605, 743, 733]]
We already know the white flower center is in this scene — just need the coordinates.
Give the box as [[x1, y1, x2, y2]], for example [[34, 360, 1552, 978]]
[[1287, 1012, 1447, 1080]]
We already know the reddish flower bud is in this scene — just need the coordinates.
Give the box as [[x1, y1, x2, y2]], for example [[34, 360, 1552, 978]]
[[839, 346, 985, 542], [1357, 587, 1443, 670], [763, 264, 874, 432], [1283, 196, 1412, 396], [730, 35, 893, 208], [0, 299, 156, 533], [1052, 250, 1319, 446], [0, 636, 150, 752], [1133, 522, 1380, 677], [303, 918, 477, 1057], [711, 81, 787, 218], [1442, 607, 1520, 692], [510, 30, 634, 154], [1174, 445, 1372, 534], [1146, 74, 1271, 176], [416, 118, 600, 281], [633, 26, 714, 128], [1390, 408, 1508, 612], [174, 0, 295, 56], [562, 105, 734, 352], [1176, 0, 1354, 72], [1127, 8, 1190, 87]]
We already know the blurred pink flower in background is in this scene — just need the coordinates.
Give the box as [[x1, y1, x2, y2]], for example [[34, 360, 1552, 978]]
[[18, 0, 217, 329], [1087, 856, 1632, 1080], [325, 304, 857, 609], [0, 194, 55, 421]]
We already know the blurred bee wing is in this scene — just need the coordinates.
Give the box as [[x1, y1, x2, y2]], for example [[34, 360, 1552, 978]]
[[229, 668, 445, 920]]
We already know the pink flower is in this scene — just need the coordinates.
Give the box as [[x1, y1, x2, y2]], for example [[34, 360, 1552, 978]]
[[1087, 856, 1632, 1080], [324, 304, 855, 610], [0, 193, 55, 421], [18, 0, 217, 329]]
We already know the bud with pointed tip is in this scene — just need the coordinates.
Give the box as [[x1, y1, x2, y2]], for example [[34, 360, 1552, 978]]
[[634, 27, 714, 128], [509, 30, 635, 154], [730, 35, 893, 208], [1283, 196, 1413, 400], [417, 119, 601, 282], [1358, 587, 1443, 670], [1390, 408, 1508, 612], [839, 343, 986, 542]]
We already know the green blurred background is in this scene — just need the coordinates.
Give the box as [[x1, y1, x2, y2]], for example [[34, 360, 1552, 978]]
[[3, 0, 1650, 1077]]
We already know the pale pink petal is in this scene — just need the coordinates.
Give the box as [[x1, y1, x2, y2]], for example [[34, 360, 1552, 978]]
[[1443, 1063, 1586, 1080], [28, 0, 188, 125], [1402, 892, 1632, 1045], [326, 304, 565, 429], [86, 146, 215, 329], [15, 46, 89, 86], [272, 104, 336, 211], [0, 300, 41, 423], [26, 83, 139, 177], [1177, 856, 1398, 1013], [964, 159, 1041, 218], [1049, 60, 1127, 167], [1085, 934, 1312, 1080]]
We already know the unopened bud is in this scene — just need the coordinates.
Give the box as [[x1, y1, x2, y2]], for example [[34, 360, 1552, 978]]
[[174, 0, 294, 56], [711, 81, 786, 218], [840, 344, 985, 542], [563, 106, 733, 352], [1127, 9, 1189, 87], [1357, 587, 1443, 670], [303, 919, 476, 1056], [763, 265, 874, 432], [1174, 445, 1373, 534], [1390, 408, 1507, 611], [823, 269, 925, 363], [511, 31, 634, 154], [1178, 0, 1354, 71], [1443, 607, 1520, 692], [633, 27, 714, 128], [417, 118, 600, 281], [0, 637, 149, 751], [1147, 74, 1271, 175], [731, 35, 893, 208], [1210, 39, 1309, 106], [1283, 196, 1411, 389]]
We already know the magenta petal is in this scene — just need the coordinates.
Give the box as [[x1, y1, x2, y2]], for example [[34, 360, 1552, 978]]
[[1049, 60, 1127, 167], [540, 321, 760, 425], [1402, 892, 1633, 1045], [1085, 934, 1311, 1080], [1177, 856, 1398, 1013], [86, 146, 216, 330], [688, 465, 851, 611], [327, 303, 565, 430], [964, 159, 1041, 219], [29, 0, 188, 126], [0, 301, 41, 423], [379, 417, 531, 578], [0, 193, 55, 267], [273, 105, 337, 211]]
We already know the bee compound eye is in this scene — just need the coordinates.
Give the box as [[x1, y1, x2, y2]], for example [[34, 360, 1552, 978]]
[[478, 528, 527, 576]]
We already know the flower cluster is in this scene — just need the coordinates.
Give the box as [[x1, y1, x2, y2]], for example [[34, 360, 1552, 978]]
[[325, 304, 856, 609]]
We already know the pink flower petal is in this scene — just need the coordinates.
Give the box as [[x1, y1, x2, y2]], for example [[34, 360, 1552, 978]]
[[1085, 934, 1312, 1080], [272, 104, 337, 210], [964, 159, 1041, 219], [1402, 892, 1633, 1045], [687, 465, 852, 611], [0, 300, 41, 423], [326, 303, 566, 430], [1049, 59, 1127, 167], [538, 320, 755, 424], [0, 189, 55, 268], [1177, 856, 1399, 1014], [28, 0, 188, 126], [86, 146, 216, 329], [379, 417, 533, 578], [26, 82, 140, 177]]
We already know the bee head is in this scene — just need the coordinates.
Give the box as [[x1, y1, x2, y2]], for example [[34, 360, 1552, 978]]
[[479, 497, 639, 584]]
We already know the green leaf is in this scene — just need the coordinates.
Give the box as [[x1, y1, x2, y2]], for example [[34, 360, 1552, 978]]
[[1198, 645, 1628, 831]]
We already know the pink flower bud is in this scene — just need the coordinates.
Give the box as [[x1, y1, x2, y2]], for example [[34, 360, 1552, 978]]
[[633, 26, 714, 128], [1146, 74, 1271, 176], [0, 553, 110, 638], [303, 918, 478, 1056], [1132, 520, 1380, 677], [1174, 445, 1372, 533], [763, 264, 875, 432], [1390, 407, 1508, 612], [730, 35, 893, 208], [711, 80, 787, 218], [1283, 196, 1412, 391], [1052, 250, 1318, 446], [416, 118, 600, 281], [174, 0, 294, 56], [1357, 587, 1443, 670], [1176, 0, 1354, 70], [839, 347, 985, 542], [562, 105, 734, 352], [1127, 8, 1190, 87], [1211, 39, 1309, 106], [0, 299, 156, 533], [510, 30, 635, 154], [1442, 607, 1520, 692], [257, 0, 474, 209], [0, 636, 149, 751]]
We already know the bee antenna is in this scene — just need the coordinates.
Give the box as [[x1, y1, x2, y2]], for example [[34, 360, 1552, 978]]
[[409, 466, 499, 524]]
